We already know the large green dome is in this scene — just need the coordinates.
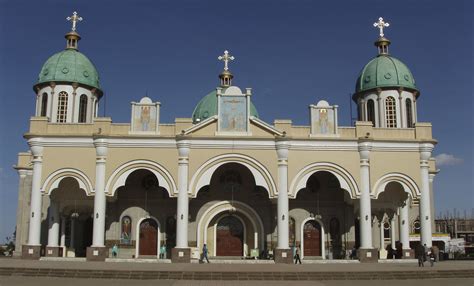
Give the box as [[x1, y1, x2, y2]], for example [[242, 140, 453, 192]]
[[192, 90, 259, 123], [355, 55, 418, 93], [35, 49, 101, 92]]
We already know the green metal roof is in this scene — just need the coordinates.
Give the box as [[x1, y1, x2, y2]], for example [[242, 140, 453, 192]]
[[36, 49, 101, 91], [192, 90, 259, 123], [355, 55, 418, 93]]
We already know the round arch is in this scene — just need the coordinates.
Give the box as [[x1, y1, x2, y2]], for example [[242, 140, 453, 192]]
[[196, 201, 265, 253], [290, 162, 359, 199], [300, 217, 326, 259], [213, 213, 247, 257], [372, 173, 420, 199], [189, 154, 277, 198], [42, 168, 94, 196], [135, 216, 161, 258], [105, 160, 177, 197]]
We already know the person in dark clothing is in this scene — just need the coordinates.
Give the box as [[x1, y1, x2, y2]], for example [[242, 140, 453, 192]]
[[200, 243, 210, 263], [415, 244, 424, 267], [294, 245, 302, 264]]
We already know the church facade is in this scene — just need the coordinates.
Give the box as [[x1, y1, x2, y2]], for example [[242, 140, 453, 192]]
[[14, 14, 438, 263]]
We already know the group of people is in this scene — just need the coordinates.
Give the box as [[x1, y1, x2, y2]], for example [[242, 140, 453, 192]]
[[416, 243, 436, 267], [111, 244, 168, 259]]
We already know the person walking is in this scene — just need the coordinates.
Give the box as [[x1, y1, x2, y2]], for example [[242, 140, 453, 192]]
[[159, 244, 166, 259], [294, 244, 302, 264], [415, 244, 424, 267], [200, 243, 210, 263], [112, 244, 118, 258], [429, 247, 435, 267]]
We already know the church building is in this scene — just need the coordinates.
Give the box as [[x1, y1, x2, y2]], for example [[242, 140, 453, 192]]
[[14, 13, 438, 263]]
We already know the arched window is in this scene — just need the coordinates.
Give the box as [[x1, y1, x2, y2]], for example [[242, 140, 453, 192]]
[[40, 93, 48, 117], [120, 216, 132, 245], [385, 96, 397, 128], [405, 99, 413, 127], [367, 99, 376, 126], [56, 91, 68, 123], [78, 94, 88, 123]]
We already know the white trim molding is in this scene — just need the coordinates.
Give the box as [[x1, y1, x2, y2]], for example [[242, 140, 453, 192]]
[[289, 162, 359, 199], [105, 160, 177, 197], [189, 153, 277, 198], [41, 168, 94, 196], [372, 173, 420, 199]]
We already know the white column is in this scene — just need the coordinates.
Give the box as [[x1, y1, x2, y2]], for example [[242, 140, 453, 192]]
[[176, 140, 190, 248], [27, 139, 44, 246], [419, 143, 434, 247], [390, 217, 396, 250], [377, 93, 384, 127], [358, 141, 373, 249], [398, 91, 406, 128], [276, 141, 289, 249], [379, 219, 384, 250], [70, 218, 76, 249], [60, 216, 66, 247], [47, 200, 60, 247], [399, 199, 410, 250], [92, 138, 108, 247]]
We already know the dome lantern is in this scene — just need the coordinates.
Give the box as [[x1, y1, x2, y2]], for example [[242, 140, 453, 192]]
[[217, 50, 235, 87], [65, 11, 83, 50], [373, 17, 391, 55]]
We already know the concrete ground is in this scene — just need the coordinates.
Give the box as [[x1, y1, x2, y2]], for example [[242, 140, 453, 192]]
[[1, 277, 473, 286], [0, 257, 473, 285]]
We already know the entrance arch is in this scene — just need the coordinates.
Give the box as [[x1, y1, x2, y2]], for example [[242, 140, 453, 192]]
[[216, 215, 244, 256], [136, 217, 160, 258], [301, 218, 325, 259]]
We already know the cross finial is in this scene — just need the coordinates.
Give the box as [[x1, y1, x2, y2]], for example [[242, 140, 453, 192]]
[[218, 50, 235, 71], [66, 11, 83, 32], [373, 17, 390, 38]]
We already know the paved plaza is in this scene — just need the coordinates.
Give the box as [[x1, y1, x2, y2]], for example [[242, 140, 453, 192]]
[[0, 258, 473, 285]]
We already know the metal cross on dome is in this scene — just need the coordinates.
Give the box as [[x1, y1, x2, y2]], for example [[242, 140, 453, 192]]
[[66, 11, 83, 32], [373, 17, 390, 38], [218, 50, 235, 71]]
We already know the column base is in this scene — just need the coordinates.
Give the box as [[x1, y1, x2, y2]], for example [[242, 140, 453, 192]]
[[402, 249, 415, 259], [357, 248, 378, 263], [45, 246, 63, 257], [86, 246, 109, 261], [171, 248, 191, 263], [21, 245, 41, 260], [274, 248, 293, 264]]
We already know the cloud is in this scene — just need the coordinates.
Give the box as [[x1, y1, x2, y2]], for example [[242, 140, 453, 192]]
[[434, 153, 463, 166]]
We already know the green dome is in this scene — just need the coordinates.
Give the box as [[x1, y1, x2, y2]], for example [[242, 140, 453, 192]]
[[192, 90, 259, 123], [355, 55, 418, 93], [36, 49, 101, 92]]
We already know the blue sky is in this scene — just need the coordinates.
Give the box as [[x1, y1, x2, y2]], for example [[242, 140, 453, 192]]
[[0, 0, 472, 241]]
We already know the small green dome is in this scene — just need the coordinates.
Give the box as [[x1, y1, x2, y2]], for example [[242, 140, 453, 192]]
[[35, 49, 101, 92], [192, 90, 259, 123], [355, 55, 418, 93]]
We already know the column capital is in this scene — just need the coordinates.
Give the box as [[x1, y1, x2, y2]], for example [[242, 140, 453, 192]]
[[177, 140, 190, 159], [276, 140, 289, 163], [358, 141, 372, 163], [94, 138, 108, 160], [17, 169, 30, 178], [28, 138, 44, 159]]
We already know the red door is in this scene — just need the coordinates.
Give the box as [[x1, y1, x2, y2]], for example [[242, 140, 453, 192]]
[[303, 220, 321, 256], [139, 219, 158, 256], [216, 216, 243, 256]]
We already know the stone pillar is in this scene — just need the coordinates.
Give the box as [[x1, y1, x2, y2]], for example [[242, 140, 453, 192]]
[[14, 169, 29, 257], [87, 138, 109, 261], [172, 139, 191, 263], [378, 216, 387, 259], [46, 200, 61, 257], [429, 174, 436, 230], [70, 217, 76, 250], [275, 141, 292, 264], [357, 141, 377, 262], [390, 217, 396, 252], [60, 216, 66, 257], [419, 143, 433, 247], [22, 138, 44, 259], [377, 91, 384, 127], [399, 199, 414, 258]]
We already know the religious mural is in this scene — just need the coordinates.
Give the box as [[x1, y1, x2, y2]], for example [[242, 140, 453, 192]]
[[219, 96, 247, 132], [312, 108, 335, 134], [121, 216, 132, 245], [133, 105, 156, 132]]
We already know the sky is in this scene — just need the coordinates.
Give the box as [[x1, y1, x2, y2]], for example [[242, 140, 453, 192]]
[[0, 0, 472, 242]]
